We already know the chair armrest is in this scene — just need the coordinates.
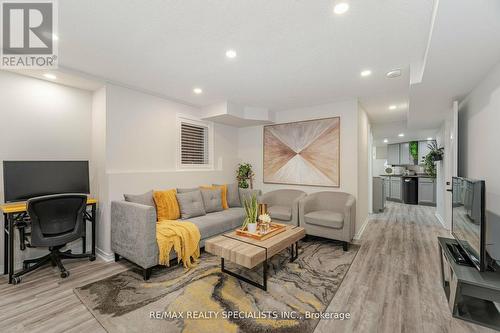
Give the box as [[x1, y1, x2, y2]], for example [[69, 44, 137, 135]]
[[343, 196, 356, 242], [111, 201, 158, 269], [291, 193, 307, 226]]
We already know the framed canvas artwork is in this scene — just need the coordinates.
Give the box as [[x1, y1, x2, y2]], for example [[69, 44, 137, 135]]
[[263, 117, 340, 187]]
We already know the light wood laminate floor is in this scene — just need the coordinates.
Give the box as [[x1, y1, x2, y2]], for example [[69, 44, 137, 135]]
[[315, 202, 496, 333], [0, 202, 495, 332]]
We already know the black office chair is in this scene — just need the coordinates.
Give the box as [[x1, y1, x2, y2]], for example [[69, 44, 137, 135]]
[[11, 194, 93, 284]]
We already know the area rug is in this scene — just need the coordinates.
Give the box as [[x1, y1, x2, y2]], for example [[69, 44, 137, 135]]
[[74, 238, 358, 333]]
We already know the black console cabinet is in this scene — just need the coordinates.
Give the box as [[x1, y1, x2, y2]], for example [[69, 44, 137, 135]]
[[438, 237, 500, 331]]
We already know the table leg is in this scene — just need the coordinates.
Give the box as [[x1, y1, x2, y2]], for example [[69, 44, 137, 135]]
[[82, 210, 87, 254], [3, 214, 8, 275], [8, 214, 14, 284], [221, 257, 268, 291]]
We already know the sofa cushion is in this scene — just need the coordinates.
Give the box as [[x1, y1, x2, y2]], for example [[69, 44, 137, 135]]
[[153, 189, 180, 220], [176, 187, 198, 194], [124, 190, 155, 207], [304, 210, 344, 229], [200, 188, 223, 213], [239, 188, 261, 206], [215, 183, 241, 208], [188, 208, 245, 239], [268, 205, 292, 221], [202, 185, 228, 209], [176, 190, 206, 219]]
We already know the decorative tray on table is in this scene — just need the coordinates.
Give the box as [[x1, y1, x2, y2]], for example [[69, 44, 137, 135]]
[[235, 222, 287, 241]]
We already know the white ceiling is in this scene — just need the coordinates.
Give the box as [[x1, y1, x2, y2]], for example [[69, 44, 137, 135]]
[[7, 0, 500, 140], [409, 0, 500, 129], [55, 0, 434, 123]]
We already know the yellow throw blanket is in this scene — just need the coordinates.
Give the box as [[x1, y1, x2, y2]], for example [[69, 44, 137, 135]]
[[156, 220, 201, 268]]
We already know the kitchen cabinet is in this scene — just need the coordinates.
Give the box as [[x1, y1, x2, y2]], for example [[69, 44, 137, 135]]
[[418, 177, 436, 206], [390, 177, 402, 202], [373, 177, 386, 212], [418, 140, 436, 165], [400, 142, 412, 165], [387, 144, 400, 165], [384, 177, 390, 199]]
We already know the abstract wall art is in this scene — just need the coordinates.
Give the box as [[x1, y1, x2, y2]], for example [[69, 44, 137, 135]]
[[263, 117, 340, 187]]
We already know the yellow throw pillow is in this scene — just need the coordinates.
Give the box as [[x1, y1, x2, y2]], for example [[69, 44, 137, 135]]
[[153, 189, 180, 221], [201, 185, 228, 209]]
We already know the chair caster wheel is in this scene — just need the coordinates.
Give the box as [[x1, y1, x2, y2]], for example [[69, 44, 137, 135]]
[[61, 270, 70, 278], [12, 276, 21, 285], [89, 254, 96, 261]]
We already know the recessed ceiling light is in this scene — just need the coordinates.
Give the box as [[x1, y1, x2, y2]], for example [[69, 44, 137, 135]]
[[225, 49, 237, 59], [389, 105, 397, 110], [386, 69, 401, 78], [360, 70, 372, 77], [193, 87, 203, 94], [383, 139, 388, 143], [43, 73, 56, 80], [427, 137, 433, 140], [398, 133, 405, 137], [333, 2, 349, 15]]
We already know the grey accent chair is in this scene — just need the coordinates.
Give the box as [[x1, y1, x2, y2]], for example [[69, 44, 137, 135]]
[[299, 191, 355, 251], [259, 189, 306, 226]]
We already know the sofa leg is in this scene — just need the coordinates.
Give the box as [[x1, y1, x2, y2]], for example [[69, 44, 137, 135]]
[[343, 242, 349, 252], [143, 267, 152, 281], [114, 253, 120, 262]]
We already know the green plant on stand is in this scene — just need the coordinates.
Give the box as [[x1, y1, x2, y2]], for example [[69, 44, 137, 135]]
[[409, 141, 418, 164], [236, 163, 254, 189], [242, 194, 258, 233], [422, 141, 444, 178]]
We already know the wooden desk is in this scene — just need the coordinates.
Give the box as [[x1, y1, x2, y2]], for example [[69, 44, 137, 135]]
[[1, 198, 97, 284]]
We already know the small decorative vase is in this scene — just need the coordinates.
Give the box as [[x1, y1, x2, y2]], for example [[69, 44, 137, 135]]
[[247, 223, 257, 234]]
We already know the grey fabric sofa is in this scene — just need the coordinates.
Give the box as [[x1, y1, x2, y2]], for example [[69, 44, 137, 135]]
[[299, 191, 355, 251], [111, 188, 261, 280], [259, 189, 306, 226]]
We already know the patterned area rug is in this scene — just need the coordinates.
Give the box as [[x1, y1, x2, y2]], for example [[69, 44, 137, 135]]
[[74, 238, 358, 333]]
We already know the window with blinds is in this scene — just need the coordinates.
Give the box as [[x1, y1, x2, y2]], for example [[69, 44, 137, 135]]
[[180, 122, 209, 165]]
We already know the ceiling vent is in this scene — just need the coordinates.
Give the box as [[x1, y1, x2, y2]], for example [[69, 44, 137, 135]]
[[386, 69, 401, 78]]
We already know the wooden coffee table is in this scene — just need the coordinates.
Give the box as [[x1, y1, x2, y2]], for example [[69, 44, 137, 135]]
[[205, 225, 305, 291]]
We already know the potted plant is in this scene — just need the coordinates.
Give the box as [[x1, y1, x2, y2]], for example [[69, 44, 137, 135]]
[[422, 141, 444, 177], [409, 141, 419, 164], [242, 194, 258, 233], [236, 163, 255, 189]]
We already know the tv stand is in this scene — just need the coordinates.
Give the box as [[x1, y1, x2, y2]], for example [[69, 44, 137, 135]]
[[439, 237, 500, 330], [446, 243, 473, 267]]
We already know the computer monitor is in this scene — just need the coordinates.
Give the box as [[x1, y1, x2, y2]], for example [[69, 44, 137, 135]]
[[3, 161, 90, 202]]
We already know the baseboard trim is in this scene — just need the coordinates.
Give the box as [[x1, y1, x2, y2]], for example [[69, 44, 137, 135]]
[[435, 212, 447, 229], [353, 217, 370, 240], [96, 248, 115, 262]]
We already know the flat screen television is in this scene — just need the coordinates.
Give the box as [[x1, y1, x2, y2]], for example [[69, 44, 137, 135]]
[[3, 161, 90, 203], [451, 177, 487, 271]]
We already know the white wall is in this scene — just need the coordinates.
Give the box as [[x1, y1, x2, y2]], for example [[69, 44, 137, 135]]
[[459, 61, 500, 216], [90, 86, 109, 258], [99, 84, 240, 255], [238, 99, 370, 234], [358, 104, 371, 223], [0, 71, 93, 268]]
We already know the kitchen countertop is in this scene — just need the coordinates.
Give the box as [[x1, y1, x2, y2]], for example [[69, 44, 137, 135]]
[[379, 174, 435, 178]]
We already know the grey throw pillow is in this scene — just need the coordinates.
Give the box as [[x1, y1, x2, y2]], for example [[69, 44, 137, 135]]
[[176, 187, 199, 194], [239, 188, 262, 206], [176, 190, 206, 219], [200, 188, 223, 213], [123, 190, 155, 207], [214, 183, 241, 207]]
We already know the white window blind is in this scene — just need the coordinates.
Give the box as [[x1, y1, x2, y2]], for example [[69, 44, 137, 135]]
[[180, 122, 209, 165]]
